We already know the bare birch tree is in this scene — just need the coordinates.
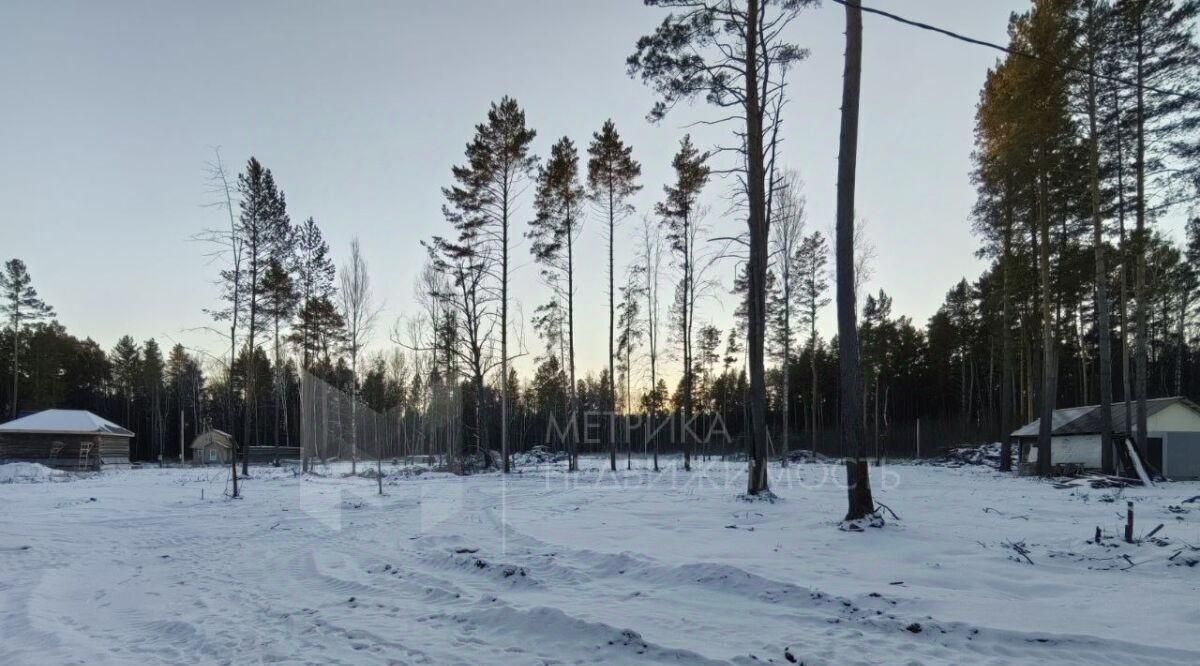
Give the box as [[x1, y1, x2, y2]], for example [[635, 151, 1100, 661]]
[[638, 215, 665, 472], [195, 147, 243, 496], [767, 171, 806, 466], [339, 238, 381, 483]]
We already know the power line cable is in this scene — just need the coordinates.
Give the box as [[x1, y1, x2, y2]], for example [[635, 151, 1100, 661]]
[[829, 0, 1200, 104]]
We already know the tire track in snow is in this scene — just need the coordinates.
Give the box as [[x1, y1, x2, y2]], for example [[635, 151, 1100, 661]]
[[463, 493, 1200, 666]]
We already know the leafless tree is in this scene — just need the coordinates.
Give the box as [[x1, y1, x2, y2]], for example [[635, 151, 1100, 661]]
[[194, 146, 243, 496], [638, 215, 665, 471], [768, 171, 806, 466], [339, 238, 381, 482]]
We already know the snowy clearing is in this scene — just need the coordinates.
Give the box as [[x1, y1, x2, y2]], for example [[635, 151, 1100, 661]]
[[2, 457, 1198, 665]]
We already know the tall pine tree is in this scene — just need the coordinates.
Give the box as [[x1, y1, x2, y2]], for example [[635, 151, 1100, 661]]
[[586, 120, 642, 471]]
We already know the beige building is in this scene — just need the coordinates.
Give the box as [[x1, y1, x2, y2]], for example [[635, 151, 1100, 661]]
[[1012, 396, 1200, 479], [191, 429, 236, 465]]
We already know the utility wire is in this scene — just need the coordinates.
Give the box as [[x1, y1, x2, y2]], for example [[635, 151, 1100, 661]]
[[829, 0, 1200, 104]]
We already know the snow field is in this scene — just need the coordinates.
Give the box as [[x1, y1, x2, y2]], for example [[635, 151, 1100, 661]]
[[1, 457, 1198, 665]]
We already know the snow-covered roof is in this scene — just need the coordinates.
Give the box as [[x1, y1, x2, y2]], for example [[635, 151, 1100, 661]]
[[0, 409, 134, 437], [191, 429, 234, 449], [1011, 397, 1199, 437]]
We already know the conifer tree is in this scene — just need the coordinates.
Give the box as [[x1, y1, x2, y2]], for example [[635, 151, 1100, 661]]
[[441, 97, 537, 473], [166, 343, 204, 462], [616, 272, 644, 468], [236, 157, 291, 473], [630, 0, 816, 495], [293, 217, 336, 371], [656, 135, 710, 472], [1111, 0, 1200, 457], [529, 137, 586, 471], [262, 258, 298, 460], [1, 259, 55, 419], [110, 336, 141, 430], [142, 339, 165, 465], [794, 231, 829, 458], [587, 120, 642, 471]]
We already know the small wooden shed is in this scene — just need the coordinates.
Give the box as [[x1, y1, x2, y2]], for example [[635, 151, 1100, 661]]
[[191, 429, 236, 465], [0, 409, 133, 470]]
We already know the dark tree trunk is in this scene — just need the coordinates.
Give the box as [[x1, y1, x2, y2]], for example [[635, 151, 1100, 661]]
[[1133, 14, 1149, 458], [502, 180, 511, 474], [745, 0, 770, 495], [1087, 2, 1115, 474], [1037, 174, 1056, 478], [999, 191, 1014, 472], [609, 189, 618, 472], [837, 0, 873, 519], [810, 326, 818, 459]]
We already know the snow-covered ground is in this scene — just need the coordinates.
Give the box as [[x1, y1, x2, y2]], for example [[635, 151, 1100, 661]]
[[1, 456, 1198, 665]]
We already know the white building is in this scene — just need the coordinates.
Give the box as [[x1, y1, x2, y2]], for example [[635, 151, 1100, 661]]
[[1011, 396, 1200, 479]]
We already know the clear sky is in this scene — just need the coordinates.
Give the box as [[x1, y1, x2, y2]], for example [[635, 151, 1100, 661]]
[[1, 0, 1028, 379]]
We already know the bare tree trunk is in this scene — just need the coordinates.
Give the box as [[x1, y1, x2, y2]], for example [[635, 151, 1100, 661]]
[[837, 0, 873, 519], [626, 342, 633, 470], [1113, 91, 1133, 439], [683, 233, 693, 473], [609, 189, 618, 472], [350, 353, 358, 475], [781, 335, 790, 468], [643, 218, 661, 474], [1037, 174, 1056, 478], [1087, 1, 1114, 474], [568, 219, 578, 473], [999, 196, 1014, 472], [502, 184, 511, 474], [9, 322, 17, 420], [744, 0, 770, 495], [1133, 14, 1148, 457], [1176, 293, 1186, 396], [810, 328, 818, 460]]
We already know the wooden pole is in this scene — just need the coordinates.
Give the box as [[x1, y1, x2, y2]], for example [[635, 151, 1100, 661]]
[[1125, 501, 1134, 543], [230, 433, 239, 498]]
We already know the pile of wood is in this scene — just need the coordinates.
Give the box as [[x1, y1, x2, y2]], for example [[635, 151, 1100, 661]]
[[785, 449, 834, 465], [923, 442, 1004, 469], [1053, 474, 1143, 490]]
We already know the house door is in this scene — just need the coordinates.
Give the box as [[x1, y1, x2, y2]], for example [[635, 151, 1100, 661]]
[[207, 448, 217, 463], [1147, 438, 1163, 474]]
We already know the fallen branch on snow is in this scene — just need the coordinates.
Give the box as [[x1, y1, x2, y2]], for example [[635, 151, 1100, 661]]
[[874, 502, 901, 521], [1003, 540, 1034, 564]]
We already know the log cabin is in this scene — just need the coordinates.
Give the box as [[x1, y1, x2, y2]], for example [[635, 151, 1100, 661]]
[[0, 409, 134, 470]]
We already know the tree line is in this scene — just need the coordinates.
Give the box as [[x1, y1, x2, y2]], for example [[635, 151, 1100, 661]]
[[970, 0, 1200, 475]]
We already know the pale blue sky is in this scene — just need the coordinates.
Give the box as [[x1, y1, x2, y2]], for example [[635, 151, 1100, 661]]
[[1, 0, 1027, 378]]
